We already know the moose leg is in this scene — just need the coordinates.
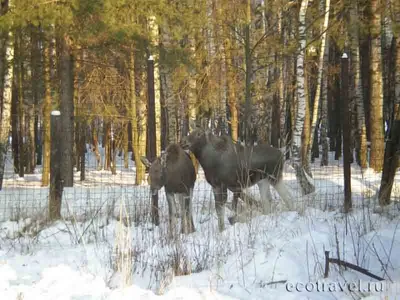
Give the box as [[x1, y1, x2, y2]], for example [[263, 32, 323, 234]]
[[178, 191, 195, 234], [213, 185, 227, 232], [166, 192, 178, 237], [273, 179, 294, 212], [228, 189, 241, 225], [187, 189, 195, 233], [258, 178, 273, 214]]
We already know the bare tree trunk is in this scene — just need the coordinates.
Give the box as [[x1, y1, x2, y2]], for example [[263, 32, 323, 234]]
[[41, 38, 51, 186], [73, 51, 81, 171], [92, 119, 101, 170], [244, 0, 253, 145], [130, 50, 146, 184], [104, 121, 111, 170], [188, 35, 199, 173], [301, 74, 311, 175], [292, 0, 315, 195], [148, 15, 161, 157], [26, 26, 38, 174], [11, 80, 19, 174], [378, 0, 400, 205], [350, 0, 368, 168], [369, 0, 385, 171], [58, 33, 74, 187], [309, 0, 331, 166], [0, 24, 14, 190], [320, 39, 330, 166], [224, 35, 238, 141], [16, 31, 25, 178], [123, 122, 129, 169], [160, 29, 177, 144]]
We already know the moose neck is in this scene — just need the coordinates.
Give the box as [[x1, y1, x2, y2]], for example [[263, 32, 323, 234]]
[[191, 141, 221, 172]]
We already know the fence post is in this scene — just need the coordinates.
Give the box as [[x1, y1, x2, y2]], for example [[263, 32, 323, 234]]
[[49, 110, 62, 220], [341, 53, 352, 213], [147, 55, 157, 161], [147, 55, 159, 226]]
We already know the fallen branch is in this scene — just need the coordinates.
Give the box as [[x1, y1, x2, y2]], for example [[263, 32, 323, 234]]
[[324, 251, 384, 281]]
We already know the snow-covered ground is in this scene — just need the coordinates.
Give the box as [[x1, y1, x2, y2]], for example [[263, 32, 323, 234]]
[[1, 146, 400, 299]]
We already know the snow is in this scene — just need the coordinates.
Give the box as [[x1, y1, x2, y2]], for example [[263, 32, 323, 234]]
[[1, 146, 400, 299]]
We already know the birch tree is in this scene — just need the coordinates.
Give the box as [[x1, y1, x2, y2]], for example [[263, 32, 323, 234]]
[[292, 0, 315, 195], [148, 15, 161, 156]]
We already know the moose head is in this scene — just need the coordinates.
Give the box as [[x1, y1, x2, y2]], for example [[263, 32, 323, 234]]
[[140, 152, 168, 196]]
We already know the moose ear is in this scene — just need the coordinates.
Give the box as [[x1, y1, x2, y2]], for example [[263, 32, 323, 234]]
[[140, 156, 152, 168]]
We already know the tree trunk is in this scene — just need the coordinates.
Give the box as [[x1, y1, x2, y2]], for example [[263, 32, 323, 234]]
[[369, 0, 385, 171], [148, 15, 161, 157], [320, 38, 330, 166], [244, 0, 253, 145], [92, 119, 102, 170], [160, 28, 177, 144], [11, 77, 19, 174], [123, 123, 129, 169], [104, 121, 111, 170], [0, 26, 14, 190], [130, 50, 146, 184], [309, 0, 331, 166], [349, 0, 368, 169], [41, 38, 52, 186], [26, 26, 38, 174], [31, 26, 41, 167], [378, 0, 400, 205], [301, 74, 311, 175], [292, 0, 315, 195], [58, 33, 74, 187], [16, 31, 25, 178], [224, 35, 238, 141], [73, 51, 81, 172]]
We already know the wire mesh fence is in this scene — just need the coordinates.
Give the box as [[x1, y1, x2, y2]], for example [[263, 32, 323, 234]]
[[1, 121, 400, 226]]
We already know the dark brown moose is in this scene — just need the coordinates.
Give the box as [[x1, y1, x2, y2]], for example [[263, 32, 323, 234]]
[[180, 125, 293, 232], [140, 143, 197, 235]]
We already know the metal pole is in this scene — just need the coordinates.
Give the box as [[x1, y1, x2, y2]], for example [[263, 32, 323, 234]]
[[147, 55, 159, 226], [147, 55, 157, 162], [341, 53, 352, 212], [49, 110, 62, 220]]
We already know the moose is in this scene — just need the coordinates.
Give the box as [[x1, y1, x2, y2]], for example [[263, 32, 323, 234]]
[[180, 125, 293, 232], [140, 143, 197, 235]]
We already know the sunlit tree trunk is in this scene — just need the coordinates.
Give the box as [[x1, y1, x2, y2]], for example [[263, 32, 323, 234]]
[[244, 0, 253, 145], [369, 0, 385, 171], [148, 15, 161, 157], [309, 0, 331, 166], [292, 0, 315, 195], [130, 49, 146, 184], [41, 37, 52, 186], [187, 35, 199, 173]]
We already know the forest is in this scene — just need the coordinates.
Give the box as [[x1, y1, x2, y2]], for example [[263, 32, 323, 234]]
[[0, 0, 399, 206]]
